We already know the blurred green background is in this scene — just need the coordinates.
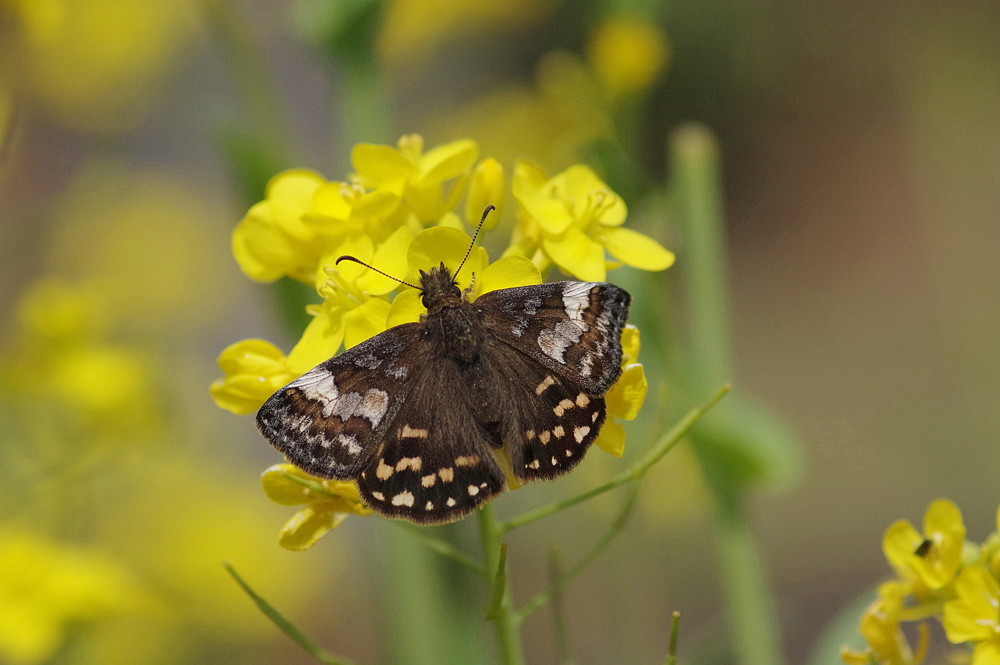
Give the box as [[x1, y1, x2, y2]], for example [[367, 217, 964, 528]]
[[2, 0, 999, 664]]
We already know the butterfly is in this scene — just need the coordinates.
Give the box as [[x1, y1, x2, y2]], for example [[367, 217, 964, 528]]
[[256, 213, 631, 524]]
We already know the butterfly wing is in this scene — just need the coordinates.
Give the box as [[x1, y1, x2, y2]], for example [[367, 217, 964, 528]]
[[478, 338, 608, 481], [476, 281, 631, 395], [256, 324, 424, 480], [354, 358, 507, 524], [475, 281, 631, 481]]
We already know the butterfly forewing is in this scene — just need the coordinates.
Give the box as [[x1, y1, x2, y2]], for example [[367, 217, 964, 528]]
[[476, 281, 631, 395], [256, 324, 423, 480]]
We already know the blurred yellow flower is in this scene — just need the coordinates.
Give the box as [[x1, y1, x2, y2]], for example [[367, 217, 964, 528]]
[[511, 161, 674, 281], [943, 565, 1000, 665], [5, 278, 155, 425], [0, 0, 197, 132], [883, 498, 967, 594], [0, 530, 143, 665], [261, 464, 372, 551], [587, 16, 670, 96]]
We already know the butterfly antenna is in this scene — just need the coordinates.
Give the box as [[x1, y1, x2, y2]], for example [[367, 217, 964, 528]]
[[454, 204, 495, 280], [335, 255, 422, 290]]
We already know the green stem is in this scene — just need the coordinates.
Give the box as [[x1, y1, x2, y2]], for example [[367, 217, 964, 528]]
[[664, 611, 681, 665], [714, 508, 785, 665], [395, 522, 486, 576], [477, 504, 525, 665], [670, 123, 786, 665], [502, 384, 730, 533]]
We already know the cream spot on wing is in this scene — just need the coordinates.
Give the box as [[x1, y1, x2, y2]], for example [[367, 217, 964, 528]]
[[565, 449, 573, 457], [526, 430, 536, 440], [446, 497, 457, 507], [395, 457, 422, 472], [467, 485, 480, 496], [527, 459, 541, 469], [455, 455, 480, 467], [539, 430, 551, 445], [376, 459, 394, 480], [551, 456, 558, 465], [535, 375, 556, 395], [439, 467, 455, 482], [574, 425, 591, 443], [421, 474, 437, 488], [401, 425, 429, 439], [553, 425, 565, 438], [371, 491, 385, 501], [391, 491, 415, 507], [592, 411, 600, 422], [575, 393, 590, 408], [553, 398, 575, 416], [425, 501, 434, 510]]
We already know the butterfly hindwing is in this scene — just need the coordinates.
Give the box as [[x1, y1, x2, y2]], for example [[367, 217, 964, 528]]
[[479, 339, 608, 481], [256, 324, 424, 480], [476, 281, 631, 395], [356, 360, 506, 523]]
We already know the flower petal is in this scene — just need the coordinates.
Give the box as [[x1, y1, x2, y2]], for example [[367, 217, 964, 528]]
[[475, 256, 542, 298], [602, 227, 675, 271], [543, 228, 606, 281], [594, 419, 625, 457], [277, 505, 348, 552], [606, 364, 647, 420], [343, 298, 391, 349]]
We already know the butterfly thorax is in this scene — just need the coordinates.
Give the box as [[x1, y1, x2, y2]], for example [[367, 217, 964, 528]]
[[419, 263, 480, 364]]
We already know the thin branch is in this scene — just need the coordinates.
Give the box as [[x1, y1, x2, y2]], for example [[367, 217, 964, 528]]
[[515, 483, 642, 622], [224, 562, 361, 665]]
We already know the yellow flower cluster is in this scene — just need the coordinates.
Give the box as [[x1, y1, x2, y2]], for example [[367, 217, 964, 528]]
[[212, 135, 672, 546], [842, 499, 1000, 665]]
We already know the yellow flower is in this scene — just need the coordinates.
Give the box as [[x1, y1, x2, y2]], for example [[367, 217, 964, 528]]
[[261, 464, 372, 551], [232, 169, 328, 283], [385, 226, 542, 327], [0, 529, 143, 665], [883, 498, 967, 594], [841, 580, 926, 665], [594, 325, 647, 457], [351, 134, 479, 223], [209, 339, 300, 415], [511, 161, 674, 281], [943, 565, 1000, 665], [588, 16, 670, 96], [465, 157, 506, 229]]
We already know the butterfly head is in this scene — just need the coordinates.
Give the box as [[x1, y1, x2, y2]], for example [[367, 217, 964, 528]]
[[418, 262, 462, 312]]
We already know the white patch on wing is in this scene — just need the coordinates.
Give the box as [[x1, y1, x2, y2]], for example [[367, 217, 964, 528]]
[[293, 372, 339, 402], [338, 434, 362, 456], [322, 388, 389, 426]]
